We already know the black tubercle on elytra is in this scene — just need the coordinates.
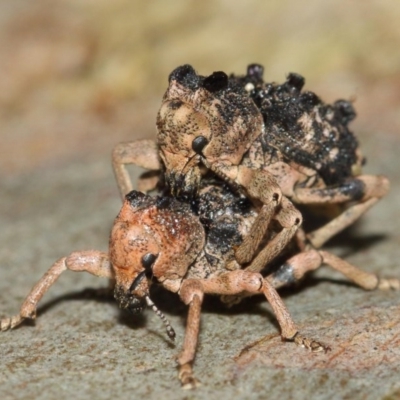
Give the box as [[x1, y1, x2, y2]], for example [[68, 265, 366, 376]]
[[334, 100, 356, 125], [126, 190, 150, 208], [169, 64, 200, 90], [155, 195, 175, 210], [285, 73, 305, 93], [298, 91, 322, 110], [202, 71, 229, 92], [247, 64, 264, 81]]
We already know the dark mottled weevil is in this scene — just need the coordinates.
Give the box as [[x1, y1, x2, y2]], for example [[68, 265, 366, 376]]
[[112, 64, 389, 274]]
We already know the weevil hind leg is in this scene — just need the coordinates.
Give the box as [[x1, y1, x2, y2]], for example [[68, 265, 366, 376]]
[[0, 251, 113, 331], [266, 250, 323, 289], [293, 175, 389, 248], [266, 249, 400, 291], [319, 250, 400, 290]]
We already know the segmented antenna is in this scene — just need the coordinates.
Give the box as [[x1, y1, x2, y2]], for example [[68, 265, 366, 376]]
[[145, 296, 176, 341]]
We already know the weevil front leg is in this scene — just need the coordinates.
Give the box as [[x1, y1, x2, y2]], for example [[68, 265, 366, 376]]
[[0, 251, 113, 331], [245, 196, 303, 273], [112, 139, 161, 200], [205, 162, 301, 266], [177, 280, 204, 389]]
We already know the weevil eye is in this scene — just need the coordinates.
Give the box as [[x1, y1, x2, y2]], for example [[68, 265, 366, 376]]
[[192, 136, 209, 154], [141, 253, 157, 276]]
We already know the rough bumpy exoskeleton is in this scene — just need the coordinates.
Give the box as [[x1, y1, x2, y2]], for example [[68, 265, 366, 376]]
[[2, 182, 398, 388], [194, 178, 399, 294], [113, 64, 389, 273], [0, 186, 328, 389]]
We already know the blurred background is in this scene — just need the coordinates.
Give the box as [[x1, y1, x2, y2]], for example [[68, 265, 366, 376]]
[[1, 0, 399, 178]]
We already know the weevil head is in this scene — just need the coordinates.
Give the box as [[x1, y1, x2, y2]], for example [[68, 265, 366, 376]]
[[110, 190, 205, 312], [110, 192, 158, 313], [157, 64, 263, 198]]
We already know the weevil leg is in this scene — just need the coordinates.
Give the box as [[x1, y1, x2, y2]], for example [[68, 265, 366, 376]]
[[267, 250, 323, 289], [231, 166, 284, 264], [203, 162, 281, 263], [235, 201, 276, 264], [261, 277, 326, 352], [292, 175, 389, 248], [207, 162, 299, 266], [0, 251, 113, 331], [319, 251, 400, 290], [307, 197, 378, 248], [245, 196, 302, 272], [191, 271, 327, 352], [177, 280, 204, 389], [112, 139, 161, 201], [266, 249, 400, 291]]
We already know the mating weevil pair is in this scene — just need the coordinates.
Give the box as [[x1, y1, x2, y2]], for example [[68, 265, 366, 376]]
[[1, 64, 399, 389]]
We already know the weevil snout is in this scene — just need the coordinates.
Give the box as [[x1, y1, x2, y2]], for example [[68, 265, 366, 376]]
[[114, 270, 149, 314], [114, 285, 147, 314], [113, 278, 176, 341], [163, 162, 201, 198]]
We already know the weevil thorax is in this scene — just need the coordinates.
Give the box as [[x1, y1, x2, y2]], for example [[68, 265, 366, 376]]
[[110, 190, 205, 312], [157, 64, 263, 198]]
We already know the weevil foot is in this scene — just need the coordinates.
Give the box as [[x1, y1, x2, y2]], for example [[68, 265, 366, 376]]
[[377, 277, 400, 290], [291, 332, 330, 353], [0, 314, 24, 332], [179, 363, 201, 389]]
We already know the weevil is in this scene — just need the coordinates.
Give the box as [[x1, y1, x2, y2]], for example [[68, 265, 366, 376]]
[[2, 180, 398, 388], [0, 186, 325, 388], [112, 64, 389, 273]]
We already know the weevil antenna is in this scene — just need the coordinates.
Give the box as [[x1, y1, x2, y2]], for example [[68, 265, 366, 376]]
[[145, 296, 176, 341]]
